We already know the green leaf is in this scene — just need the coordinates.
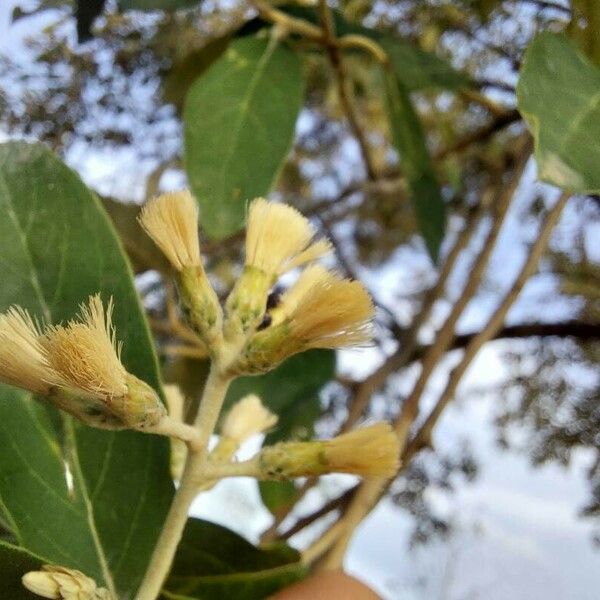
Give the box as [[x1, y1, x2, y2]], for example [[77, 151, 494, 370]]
[[0, 541, 46, 600], [0, 141, 173, 598], [184, 36, 304, 239], [384, 72, 445, 261], [118, 0, 198, 10], [377, 37, 472, 91], [225, 350, 335, 513], [163, 36, 230, 113], [517, 32, 600, 194], [164, 518, 306, 600]]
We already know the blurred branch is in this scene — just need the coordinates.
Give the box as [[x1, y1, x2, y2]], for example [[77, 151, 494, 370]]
[[341, 200, 489, 432], [434, 110, 521, 160], [252, 0, 324, 42], [318, 137, 533, 569], [394, 136, 532, 447], [318, 0, 378, 180], [403, 191, 571, 462]]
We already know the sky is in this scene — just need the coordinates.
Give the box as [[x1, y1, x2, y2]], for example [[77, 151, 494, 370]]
[[1, 2, 599, 599]]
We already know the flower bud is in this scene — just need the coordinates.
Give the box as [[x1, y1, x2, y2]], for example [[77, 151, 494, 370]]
[[224, 199, 330, 338], [219, 394, 277, 446], [231, 266, 374, 375], [258, 423, 400, 479], [22, 565, 113, 599], [138, 191, 222, 349]]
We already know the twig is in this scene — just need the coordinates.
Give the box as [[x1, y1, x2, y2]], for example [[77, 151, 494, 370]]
[[318, 0, 378, 180], [342, 200, 488, 431], [318, 137, 532, 568], [252, 0, 324, 42], [302, 520, 347, 565], [135, 368, 232, 599], [395, 136, 531, 447], [279, 488, 355, 540], [434, 110, 521, 161], [403, 191, 571, 462]]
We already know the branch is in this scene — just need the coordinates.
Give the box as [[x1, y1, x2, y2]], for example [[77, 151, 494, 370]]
[[449, 320, 600, 351], [279, 487, 355, 541], [318, 0, 378, 180], [342, 201, 487, 432], [395, 136, 531, 447], [319, 137, 533, 569], [403, 191, 571, 462], [434, 110, 521, 161]]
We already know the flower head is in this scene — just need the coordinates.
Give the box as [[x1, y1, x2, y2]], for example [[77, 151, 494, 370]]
[[258, 423, 400, 479], [45, 296, 127, 399], [220, 394, 277, 443], [233, 267, 374, 374], [139, 191, 222, 348], [22, 564, 113, 599], [138, 190, 201, 272], [224, 199, 330, 338], [0, 296, 165, 430], [245, 198, 331, 277], [0, 307, 58, 395]]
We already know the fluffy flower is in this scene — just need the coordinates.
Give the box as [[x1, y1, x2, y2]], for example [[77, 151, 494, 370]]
[[233, 267, 374, 374], [139, 191, 222, 348], [0, 307, 58, 395], [244, 198, 331, 277], [258, 423, 400, 479], [0, 296, 164, 430], [45, 296, 127, 398], [138, 190, 201, 272]]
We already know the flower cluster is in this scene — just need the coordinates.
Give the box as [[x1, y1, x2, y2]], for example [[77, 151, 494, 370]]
[[0, 296, 164, 430], [139, 193, 374, 374]]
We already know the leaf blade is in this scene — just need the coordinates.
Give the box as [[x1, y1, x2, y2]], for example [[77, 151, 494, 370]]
[[184, 36, 304, 239], [0, 141, 173, 598], [517, 32, 600, 194], [384, 72, 446, 261]]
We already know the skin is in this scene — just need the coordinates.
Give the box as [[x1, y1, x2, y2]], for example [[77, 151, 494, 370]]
[[270, 571, 381, 600]]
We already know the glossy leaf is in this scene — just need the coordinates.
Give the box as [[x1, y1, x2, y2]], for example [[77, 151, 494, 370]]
[[0, 541, 46, 600], [384, 72, 445, 261], [184, 36, 304, 239], [377, 37, 471, 91], [225, 350, 335, 513], [517, 32, 600, 194], [163, 518, 306, 600], [0, 142, 173, 598]]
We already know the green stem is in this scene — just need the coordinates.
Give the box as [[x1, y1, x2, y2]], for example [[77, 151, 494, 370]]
[[134, 367, 231, 600]]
